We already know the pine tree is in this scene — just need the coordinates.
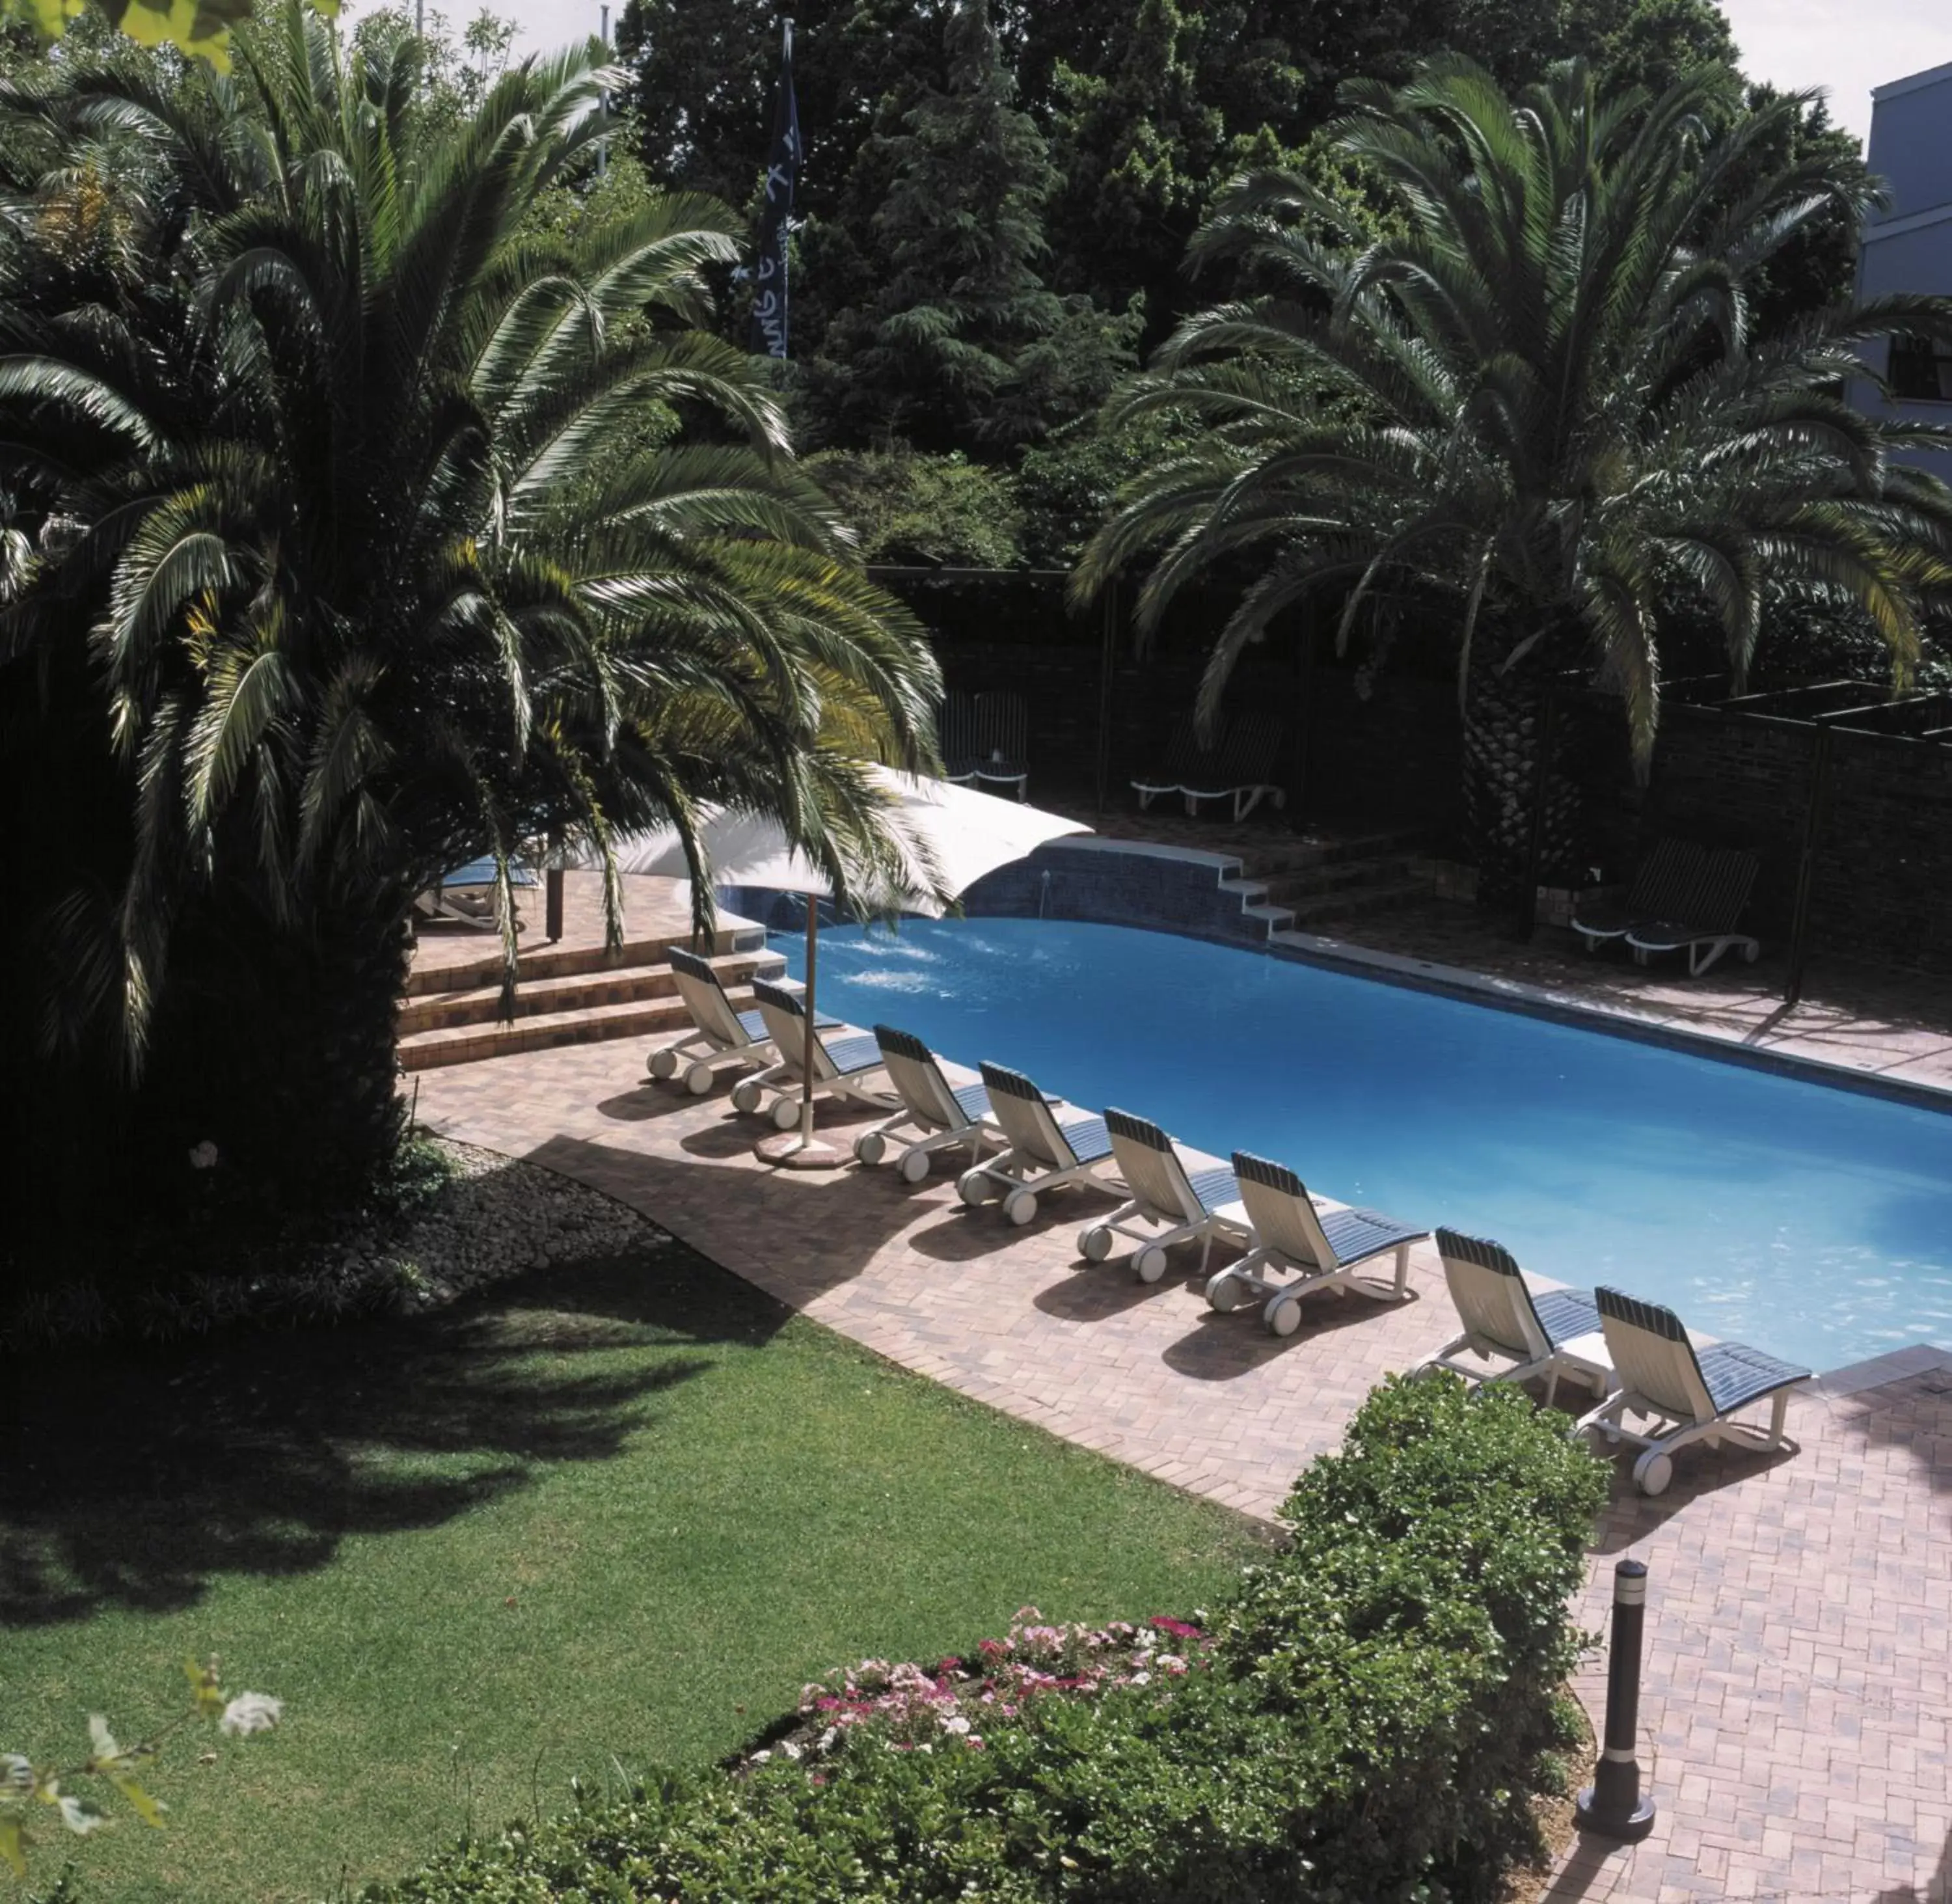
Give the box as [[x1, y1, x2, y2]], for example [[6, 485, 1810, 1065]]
[[808, 0, 1133, 452]]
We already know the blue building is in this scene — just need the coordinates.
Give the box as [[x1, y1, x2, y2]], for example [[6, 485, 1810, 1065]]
[[1854, 59, 1952, 429]]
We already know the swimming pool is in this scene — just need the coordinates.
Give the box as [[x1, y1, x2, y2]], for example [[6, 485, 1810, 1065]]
[[774, 916, 1952, 1373]]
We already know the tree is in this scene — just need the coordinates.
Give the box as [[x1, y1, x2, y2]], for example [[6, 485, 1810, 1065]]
[[806, 0, 1133, 452], [1076, 59, 1952, 904], [0, 3, 939, 1215]]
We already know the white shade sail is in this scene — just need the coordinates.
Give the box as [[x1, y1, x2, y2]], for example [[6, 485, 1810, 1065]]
[[588, 767, 1089, 916]]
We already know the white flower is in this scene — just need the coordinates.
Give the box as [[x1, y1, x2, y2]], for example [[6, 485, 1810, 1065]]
[[59, 1795, 107, 1836], [1129, 1671, 1150, 1687], [781, 1740, 802, 1760], [817, 1728, 838, 1752], [942, 1715, 971, 1736], [189, 1141, 219, 1171], [219, 1693, 283, 1737], [749, 1749, 771, 1763]]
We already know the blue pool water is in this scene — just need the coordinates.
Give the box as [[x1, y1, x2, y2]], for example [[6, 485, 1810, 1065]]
[[776, 916, 1952, 1372]]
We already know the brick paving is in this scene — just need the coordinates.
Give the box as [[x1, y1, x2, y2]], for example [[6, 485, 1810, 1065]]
[[418, 1029, 1952, 1904]]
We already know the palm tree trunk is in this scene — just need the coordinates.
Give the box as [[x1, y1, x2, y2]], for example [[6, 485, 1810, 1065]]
[[138, 894, 413, 1207], [1461, 645, 1582, 913]]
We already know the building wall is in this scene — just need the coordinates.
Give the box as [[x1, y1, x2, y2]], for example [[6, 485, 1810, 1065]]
[[1851, 61, 1952, 457]]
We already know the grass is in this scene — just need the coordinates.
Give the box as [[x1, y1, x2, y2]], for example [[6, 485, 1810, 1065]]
[[1, 1226, 1264, 1903]]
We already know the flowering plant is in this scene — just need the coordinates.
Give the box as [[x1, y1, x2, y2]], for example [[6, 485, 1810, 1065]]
[[0, 1659, 282, 1879], [750, 1609, 1208, 1767]]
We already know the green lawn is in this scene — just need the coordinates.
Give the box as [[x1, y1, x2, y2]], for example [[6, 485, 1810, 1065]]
[[2, 1232, 1262, 1903]]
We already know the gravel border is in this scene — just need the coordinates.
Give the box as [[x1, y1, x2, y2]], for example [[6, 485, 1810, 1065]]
[[4, 1137, 670, 1354]]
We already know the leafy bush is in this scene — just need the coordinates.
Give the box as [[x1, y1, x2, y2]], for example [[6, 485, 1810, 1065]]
[[807, 450, 1026, 569], [364, 1376, 1604, 1904]]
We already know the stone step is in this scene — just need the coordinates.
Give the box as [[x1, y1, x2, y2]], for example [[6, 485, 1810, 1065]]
[[398, 982, 771, 1072], [1237, 826, 1431, 880], [402, 918, 764, 998], [1256, 855, 1422, 908], [1275, 879, 1433, 928], [398, 947, 784, 1037]]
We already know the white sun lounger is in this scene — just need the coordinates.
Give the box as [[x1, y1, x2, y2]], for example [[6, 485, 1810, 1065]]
[[1414, 1229, 1612, 1404], [1078, 1109, 1247, 1284], [1203, 1153, 1428, 1336], [852, 1027, 1006, 1183], [732, 980, 897, 1129], [1571, 838, 1705, 951], [1574, 1287, 1811, 1496], [955, 1062, 1122, 1225], [645, 947, 839, 1095], [1625, 847, 1761, 977]]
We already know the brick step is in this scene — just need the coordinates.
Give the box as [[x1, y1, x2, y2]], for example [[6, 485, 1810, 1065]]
[[1276, 879, 1433, 928], [403, 919, 764, 997], [399, 947, 784, 1036], [398, 981, 776, 1072], [1238, 826, 1431, 879], [1256, 855, 1422, 906]]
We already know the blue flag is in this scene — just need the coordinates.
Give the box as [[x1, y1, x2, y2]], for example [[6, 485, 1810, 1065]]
[[750, 19, 800, 359]]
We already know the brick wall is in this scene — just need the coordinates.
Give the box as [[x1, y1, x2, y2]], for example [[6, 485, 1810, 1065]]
[[930, 638, 1460, 826], [1582, 700, 1952, 973]]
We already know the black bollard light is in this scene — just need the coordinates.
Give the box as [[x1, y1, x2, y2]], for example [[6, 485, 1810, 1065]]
[[1576, 1557, 1657, 1842], [545, 865, 565, 943]]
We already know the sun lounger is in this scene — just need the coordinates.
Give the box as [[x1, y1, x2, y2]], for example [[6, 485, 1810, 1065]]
[[1572, 838, 1706, 950], [1202, 1153, 1428, 1335], [645, 947, 839, 1095], [1574, 1288, 1811, 1495], [413, 856, 538, 932], [852, 1026, 1005, 1182], [1413, 1229, 1612, 1404], [956, 1062, 1122, 1225], [1078, 1109, 1247, 1283], [1625, 847, 1761, 976], [1132, 712, 1286, 821], [938, 691, 980, 785], [968, 692, 1029, 800], [732, 980, 896, 1128]]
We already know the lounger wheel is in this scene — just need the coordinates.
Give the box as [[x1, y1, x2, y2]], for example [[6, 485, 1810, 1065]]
[[1204, 1270, 1247, 1312], [683, 1062, 715, 1096], [1078, 1224, 1113, 1262], [647, 1046, 679, 1081], [1264, 1294, 1303, 1337], [1742, 942, 1759, 962], [1633, 1450, 1674, 1497], [854, 1131, 888, 1167], [1134, 1245, 1169, 1285], [898, 1147, 932, 1185], [731, 1079, 762, 1115], [1004, 1188, 1038, 1226], [771, 1096, 802, 1132], [956, 1169, 997, 1207]]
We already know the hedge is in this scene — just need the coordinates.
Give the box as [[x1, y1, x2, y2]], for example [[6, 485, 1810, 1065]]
[[366, 1376, 1607, 1904]]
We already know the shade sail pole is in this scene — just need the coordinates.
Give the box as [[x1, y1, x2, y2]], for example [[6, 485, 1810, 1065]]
[[801, 901, 818, 1144]]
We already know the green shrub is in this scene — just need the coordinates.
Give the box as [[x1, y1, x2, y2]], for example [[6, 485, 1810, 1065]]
[[807, 450, 1026, 569], [363, 1376, 1605, 1904]]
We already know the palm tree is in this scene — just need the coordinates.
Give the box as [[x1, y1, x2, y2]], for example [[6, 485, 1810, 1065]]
[[1075, 59, 1952, 903], [0, 6, 939, 1203]]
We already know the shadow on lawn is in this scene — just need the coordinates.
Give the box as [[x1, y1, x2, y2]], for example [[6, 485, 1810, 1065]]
[[0, 1243, 790, 1626]]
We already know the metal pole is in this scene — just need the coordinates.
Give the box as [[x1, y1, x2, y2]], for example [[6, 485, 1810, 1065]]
[[597, 5, 610, 179], [1290, 597, 1317, 828], [1516, 684, 1560, 942], [545, 865, 565, 942], [799, 901, 817, 1146], [1576, 1558, 1657, 1842], [1094, 580, 1117, 815], [1783, 724, 1832, 1008]]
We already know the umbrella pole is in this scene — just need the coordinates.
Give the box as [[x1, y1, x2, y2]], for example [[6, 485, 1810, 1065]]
[[801, 902, 817, 1145], [756, 892, 843, 1169]]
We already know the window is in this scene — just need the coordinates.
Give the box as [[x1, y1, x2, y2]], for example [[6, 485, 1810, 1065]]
[[1888, 333, 1952, 401]]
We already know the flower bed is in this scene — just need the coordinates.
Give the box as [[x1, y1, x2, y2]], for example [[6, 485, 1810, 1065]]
[[754, 1612, 1211, 1767]]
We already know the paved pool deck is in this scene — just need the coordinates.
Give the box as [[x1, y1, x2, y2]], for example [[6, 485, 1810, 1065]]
[[418, 1018, 1952, 1904]]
